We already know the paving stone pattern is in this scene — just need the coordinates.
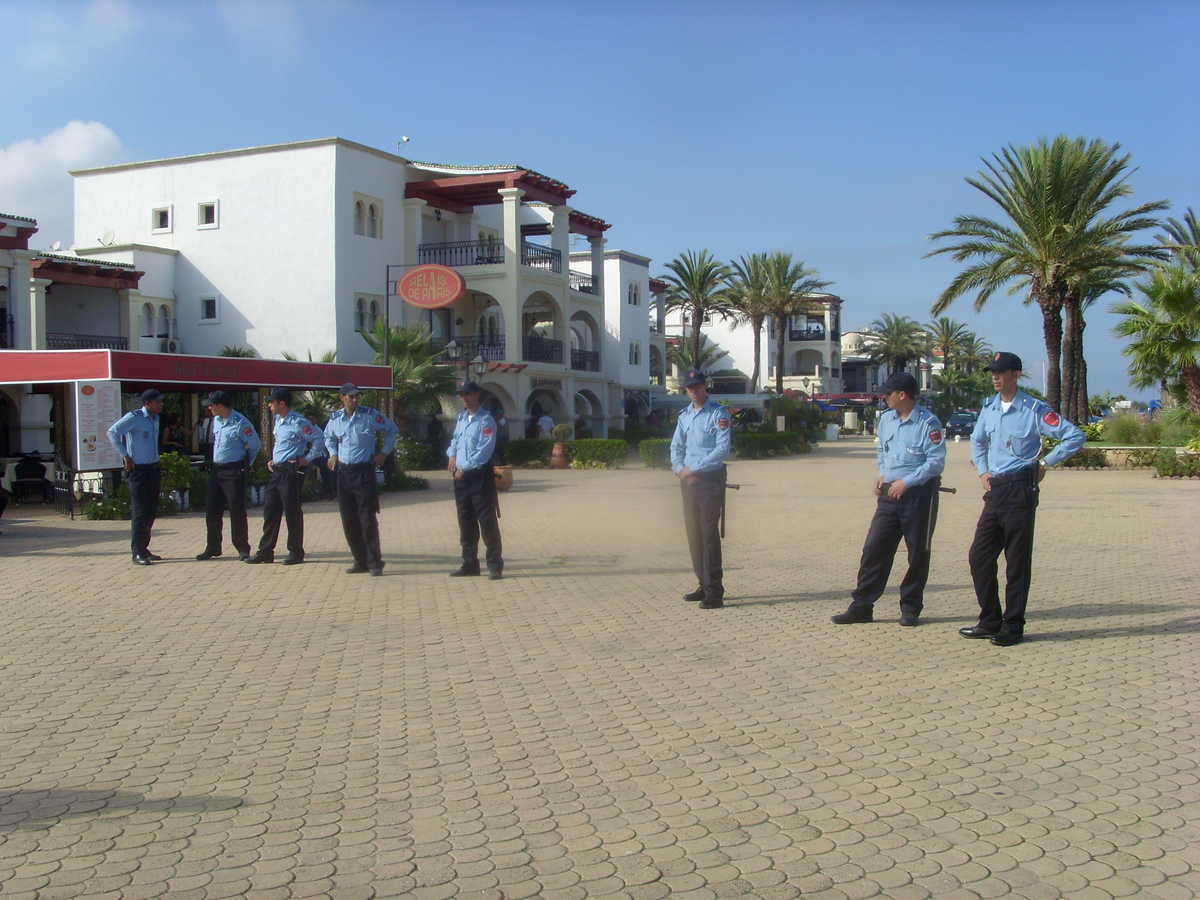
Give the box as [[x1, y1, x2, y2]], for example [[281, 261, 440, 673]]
[[0, 440, 1196, 898]]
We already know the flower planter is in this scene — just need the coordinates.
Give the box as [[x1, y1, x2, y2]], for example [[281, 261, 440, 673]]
[[550, 442, 569, 469]]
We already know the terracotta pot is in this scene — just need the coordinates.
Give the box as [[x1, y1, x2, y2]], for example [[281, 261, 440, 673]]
[[550, 442, 569, 469], [493, 465, 514, 492]]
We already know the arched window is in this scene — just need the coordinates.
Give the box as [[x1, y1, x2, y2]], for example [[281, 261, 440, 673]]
[[354, 201, 365, 236], [369, 300, 379, 332], [629, 342, 640, 365], [157, 304, 171, 338], [356, 298, 365, 332], [141, 303, 155, 337], [367, 204, 378, 238]]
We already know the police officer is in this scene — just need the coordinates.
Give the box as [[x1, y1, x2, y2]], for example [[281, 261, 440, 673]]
[[670, 369, 733, 609], [247, 388, 325, 565], [324, 383, 399, 576], [446, 381, 503, 579], [961, 352, 1084, 646], [832, 372, 946, 627], [196, 390, 261, 561], [107, 388, 166, 565]]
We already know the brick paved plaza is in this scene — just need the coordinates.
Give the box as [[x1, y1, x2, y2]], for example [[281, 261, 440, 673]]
[[0, 439, 1196, 899]]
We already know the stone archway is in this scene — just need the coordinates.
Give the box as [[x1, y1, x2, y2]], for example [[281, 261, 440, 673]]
[[525, 387, 566, 438], [573, 388, 605, 438]]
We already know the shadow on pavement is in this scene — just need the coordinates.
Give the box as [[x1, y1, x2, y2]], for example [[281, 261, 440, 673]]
[[1031, 616, 1200, 641], [0, 789, 248, 833]]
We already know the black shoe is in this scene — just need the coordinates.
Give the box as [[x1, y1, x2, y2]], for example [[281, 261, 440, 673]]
[[131, 554, 153, 566], [450, 565, 481, 577], [145, 553, 164, 562], [245, 554, 274, 565], [683, 588, 705, 602], [832, 607, 873, 625], [959, 625, 999, 639], [346, 564, 369, 574], [991, 630, 1024, 647], [900, 615, 920, 627], [238, 553, 252, 562], [196, 549, 222, 561], [699, 598, 724, 609], [370, 567, 384, 577], [281, 556, 304, 566], [488, 569, 503, 581]]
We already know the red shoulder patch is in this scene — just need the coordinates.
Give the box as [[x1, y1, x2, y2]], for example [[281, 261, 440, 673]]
[[302, 425, 313, 435], [718, 417, 729, 430], [1043, 411, 1060, 427], [376, 415, 385, 424], [483, 426, 493, 437], [929, 429, 942, 444], [243, 427, 253, 436]]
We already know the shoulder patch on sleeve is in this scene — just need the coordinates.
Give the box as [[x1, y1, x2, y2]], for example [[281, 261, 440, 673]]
[[483, 426, 493, 437], [302, 425, 313, 435], [929, 429, 942, 444], [1043, 410, 1060, 427], [718, 417, 729, 430], [376, 415, 385, 424], [243, 427, 253, 436]]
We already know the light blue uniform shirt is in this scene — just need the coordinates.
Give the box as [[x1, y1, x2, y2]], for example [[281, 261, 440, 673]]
[[272, 411, 325, 464], [971, 390, 1085, 475], [447, 408, 498, 471], [212, 410, 262, 465], [324, 406, 399, 465], [670, 399, 733, 475], [876, 405, 946, 488], [107, 407, 160, 464]]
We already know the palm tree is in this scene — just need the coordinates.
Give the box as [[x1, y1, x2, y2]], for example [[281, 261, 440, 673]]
[[1159, 207, 1200, 271], [725, 253, 772, 392], [1111, 264, 1200, 413], [219, 345, 257, 357], [928, 136, 1167, 418], [958, 332, 994, 373], [281, 349, 341, 423], [658, 250, 734, 366], [866, 313, 927, 377], [760, 252, 832, 394], [361, 323, 458, 421], [667, 334, 725, 376], [925, 316, 970, 372]]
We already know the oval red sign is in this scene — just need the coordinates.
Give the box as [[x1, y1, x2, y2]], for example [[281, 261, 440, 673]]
[[397, 264, 467, 310]]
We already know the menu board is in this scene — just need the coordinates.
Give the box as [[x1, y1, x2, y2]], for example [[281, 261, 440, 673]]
[[74, 380, 124, 470]]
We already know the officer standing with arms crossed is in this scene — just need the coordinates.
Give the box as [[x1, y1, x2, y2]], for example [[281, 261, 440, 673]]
[[324, 383, 398, 576], [107, 388, 166, 565], [195, 390, 261, 562], [446, 381, 503, 579], [671, 369, 733, 609], [247, 388, 325, 566], [832, 372, 946, 627], [961, 352, 1084, 646]]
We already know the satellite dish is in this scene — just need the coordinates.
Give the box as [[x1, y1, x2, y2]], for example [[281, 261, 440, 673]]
[[50, 240, 62, 252], [400, 136, 411, 143], [98, 230, 115, 246]]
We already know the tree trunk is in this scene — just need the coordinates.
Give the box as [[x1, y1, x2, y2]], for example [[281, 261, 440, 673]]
[[1061, 298, 1078, 421], [1182, 362, 1200, 414], [1040, 299, 1064, 412], [690, 305, 702, 370], [774, 314, 786, 394], [1075, 314, 1089, 425], [750, 315, 763, 394]]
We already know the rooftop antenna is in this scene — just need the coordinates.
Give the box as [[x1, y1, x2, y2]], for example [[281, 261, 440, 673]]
[[50, 240, 62, 252], [98, 230, 115, 246], [399, 136, 411, 147]]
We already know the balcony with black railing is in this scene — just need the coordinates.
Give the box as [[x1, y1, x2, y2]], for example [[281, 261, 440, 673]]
[[570, 348, 600, 372], [418, 240, 504, 267], [522, 335, 564, 364], [569, 269, 597, 295], [430, 335, 507, 362], [788, 325, 827, 342], [47, 332, 128, 350], [521, 241, 561, 273]]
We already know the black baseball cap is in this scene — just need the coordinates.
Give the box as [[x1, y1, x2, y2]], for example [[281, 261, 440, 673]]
[[683, 369, 707, 387], [339, 382, 361, 395], [268, 387, 292, 403], [205, 390, 232, 407], [882, 372, 919, 396], [139, 388, 164, 403], [984, 351, 1023, 372], [456, 380, 482, 395]]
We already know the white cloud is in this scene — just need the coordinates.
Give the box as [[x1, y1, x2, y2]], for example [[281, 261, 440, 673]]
[[0, 122, 124, 249], [215, 0, 302, 50], [22, 0, 142, 71]]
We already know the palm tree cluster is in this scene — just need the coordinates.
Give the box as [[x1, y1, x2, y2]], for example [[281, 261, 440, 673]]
[[656, 250, 831, 394], [928, 136, 1168, 423]]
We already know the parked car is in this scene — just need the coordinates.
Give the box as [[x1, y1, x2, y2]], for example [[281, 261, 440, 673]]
[[945, 411, 977, 439]]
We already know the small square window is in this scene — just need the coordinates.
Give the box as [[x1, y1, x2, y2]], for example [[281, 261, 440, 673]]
[[151, 206, 172, 233], [197, 201, 219, 229], [200, 296, 219, 323]]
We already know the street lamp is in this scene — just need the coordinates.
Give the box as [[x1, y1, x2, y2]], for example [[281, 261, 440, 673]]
[[470, 353, 487, 381], [443, 339, 460, 363]]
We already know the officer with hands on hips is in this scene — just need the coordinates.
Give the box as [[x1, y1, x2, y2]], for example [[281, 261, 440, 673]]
[[247, 388, 325, 566], [960, 351, 1084, 646], [671, 369, 733, 609], [107, 387, 166, 565], [446, 381, 504, 579], [196, 390, 261, 561], [324, 382, 398, 576], [832, 372, 946, 627]]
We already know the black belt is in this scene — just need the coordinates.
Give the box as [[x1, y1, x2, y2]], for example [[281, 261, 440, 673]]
[[213, 461, 244, 469], [133, 462, 160, 470], [990, 466, 1036, 485], [340, 460, 374, 469]]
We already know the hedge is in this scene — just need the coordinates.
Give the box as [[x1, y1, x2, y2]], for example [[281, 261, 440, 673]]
[[1154, 450, 1200, 477], [732, 431, 806, 458], [507, 438, 553, 465], [571, 439, 627, 468], [395, 438, 443, 471], [639, 438, 672, 469]]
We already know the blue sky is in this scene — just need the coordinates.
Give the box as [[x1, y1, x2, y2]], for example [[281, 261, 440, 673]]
[[3, 0, 1196, 397]]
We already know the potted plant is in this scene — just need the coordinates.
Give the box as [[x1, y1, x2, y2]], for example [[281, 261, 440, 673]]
[[248, 451, 269, 506], [550, 423, 572, 469], [158, 451, 194, 513]]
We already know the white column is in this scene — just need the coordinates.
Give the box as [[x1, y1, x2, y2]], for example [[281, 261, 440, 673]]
[[19, 392, 53, 455], [499, 188, 524, 361], [402, 197, 427, 266], [551, 206, 570, 274], [29, 277, 51, 350], [588, 236, 605, 301], [455, 212, 473, 242]]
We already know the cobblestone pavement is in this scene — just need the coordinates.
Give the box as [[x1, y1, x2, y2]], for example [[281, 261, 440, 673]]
[[1, 439, 1196, 899]]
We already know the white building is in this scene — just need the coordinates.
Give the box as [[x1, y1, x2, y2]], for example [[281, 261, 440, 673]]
[[61, 137, 652, 435]]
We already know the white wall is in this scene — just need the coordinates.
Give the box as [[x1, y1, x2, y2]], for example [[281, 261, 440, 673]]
[[45, 283, 120, 336]]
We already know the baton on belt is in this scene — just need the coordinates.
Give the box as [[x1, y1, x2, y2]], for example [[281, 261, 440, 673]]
[[719, 468, 741, 539]]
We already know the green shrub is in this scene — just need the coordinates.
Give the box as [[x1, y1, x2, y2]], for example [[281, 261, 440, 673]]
[[395, 438, 442, 470], [732, 431, 806, 459], [1080, 422, 1104, 442], [84, 483, 131, 520], [570, 439, 627, 469], [1125, 448, 1161, 468], [551, 423, 573, 442], [639, 438, 672, 469], [1062, 447, 1107, 468], [158, 450, 194, 495], [623, 424, 674, 444], [607, 429, 626, 442], [187, 467, 208, 509], [1153, 450, 1200, 477], [1103, 414, 1145, 445], [382, 471, 429, 491], [507, 438, 553, 466]]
